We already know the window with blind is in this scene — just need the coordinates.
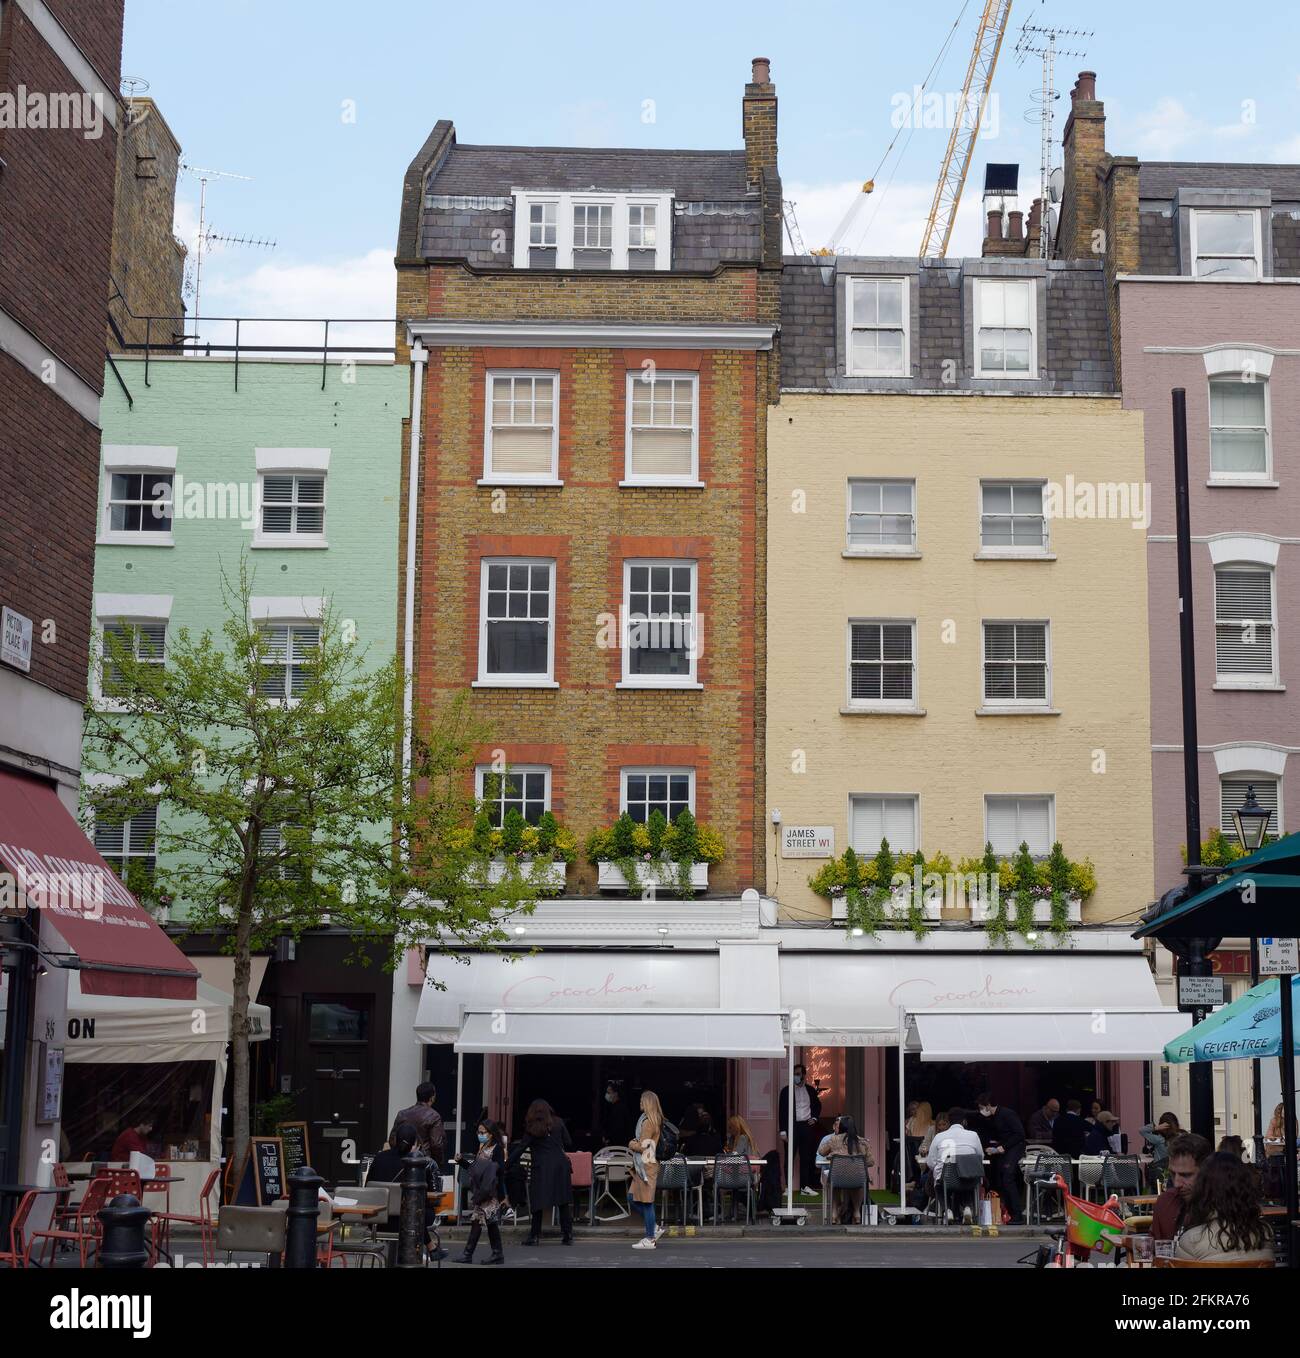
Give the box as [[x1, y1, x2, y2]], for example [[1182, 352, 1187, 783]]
[[260, 473, 326, 539], [476, 766, 550, 826], [94, 804, 158, 884], [847, 480, 915, 550], [974, 279, 1036, 377], [258, 623, 320, 700], [485, 373, 559, 481], [985, 795, 1054, 856], [1209, 379, 1269, 479], [479, 559, 555, 683], [980, 481, 1047, 551], [622, 769, 693, 823], [982, 622, 1049, 704], [1219, 779, 1280, 839], [1214, 566, 1276, 684], [623, 560, 697, 685], [100, 620, 166, 699], [625, 372, 698, 483], [846, 277, 909, 376], [848, 621, 915, 707], [260, 824, 305, 881], [850, 794, 918, 855]]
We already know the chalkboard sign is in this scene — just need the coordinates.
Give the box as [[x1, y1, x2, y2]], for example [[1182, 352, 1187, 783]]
[[231, 1136, 286, 1205], [276, 1121, 311, 1178]]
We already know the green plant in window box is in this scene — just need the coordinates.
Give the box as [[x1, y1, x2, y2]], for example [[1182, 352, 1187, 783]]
[[585, 808, 725, 896]]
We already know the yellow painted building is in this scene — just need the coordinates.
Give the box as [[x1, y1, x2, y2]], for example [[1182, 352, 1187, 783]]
[[766, 389, 1153, 926]]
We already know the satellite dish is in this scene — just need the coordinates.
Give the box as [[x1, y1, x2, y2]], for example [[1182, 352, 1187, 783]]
[[1048, 166, 1065, 204]]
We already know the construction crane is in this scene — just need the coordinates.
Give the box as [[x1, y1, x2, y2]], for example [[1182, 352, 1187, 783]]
[[919, 0, 1014, 258]]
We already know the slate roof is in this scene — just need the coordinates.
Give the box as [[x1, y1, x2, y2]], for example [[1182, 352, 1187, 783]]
[[1138, 162, 1300, 200]]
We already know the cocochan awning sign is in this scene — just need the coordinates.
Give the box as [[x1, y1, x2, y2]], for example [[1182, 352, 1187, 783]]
[[781, 826, 834, 858]]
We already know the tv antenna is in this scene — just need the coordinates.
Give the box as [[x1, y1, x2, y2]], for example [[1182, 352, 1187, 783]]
[[179, 162, 255, 329], [1016, 20, 1091, 258]]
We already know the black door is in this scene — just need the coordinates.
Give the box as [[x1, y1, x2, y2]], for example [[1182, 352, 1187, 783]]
[[304, 995, 371, 1185]]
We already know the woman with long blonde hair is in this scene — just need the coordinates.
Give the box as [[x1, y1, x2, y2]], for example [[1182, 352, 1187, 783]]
[[726, 1114, 757, 1159], [628, 1090, 665, 1250]]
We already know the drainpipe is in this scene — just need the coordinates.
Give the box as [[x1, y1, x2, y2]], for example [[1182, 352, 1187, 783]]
[[402, 340, 428, 786]]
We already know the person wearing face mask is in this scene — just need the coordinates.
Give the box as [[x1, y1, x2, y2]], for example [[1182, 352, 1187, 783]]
[[454, 1120, 507, 1265], [778, 1063, 823, 1196], [600, 1080, 634, 1148]]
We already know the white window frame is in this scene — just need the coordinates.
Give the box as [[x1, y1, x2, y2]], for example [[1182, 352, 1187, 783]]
[[619, 767, 696, 823], [983, 794, 1056, 858], [95, 617, 168, 707], [1219, 775, 1282, 840], [99, 455, 177, 546], [482, 370, 561, 485], [623, 371, 700, 486], [475, 764, 552, 827], [846, 618, 918, 711], [981, 620, 1052, 709], [627, 201, 660, 253], [256, 620, 321, 706], [978, 480, 1049, 555], [844, 276, 910, 378], [620, 559, 700, 689], [528, 199, 557, 248], [476, 557, 557, 688], [1213, 563, 1279, 688], [973, 278, 1038, 379], [1190, 209, 1263, 281], [1208, 376, 1272, 484], [512, 189, 673, 270], [253, 472, 327, 547], [846, 478, 917, 553], [848, 793, 919, 856], [92, 802, 159, 885]]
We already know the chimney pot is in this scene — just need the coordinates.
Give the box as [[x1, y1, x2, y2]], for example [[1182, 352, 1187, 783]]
[[1075, 71, 1097, 102], [986, 210, 1003, 241], [751, 57, 771, 85], [1007, 210, 1024, 241]]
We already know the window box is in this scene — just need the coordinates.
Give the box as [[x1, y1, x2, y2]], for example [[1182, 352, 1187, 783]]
[[483, 857, 568, 892], [596, 859, 709, 893], [967, 893, 1081, 925]]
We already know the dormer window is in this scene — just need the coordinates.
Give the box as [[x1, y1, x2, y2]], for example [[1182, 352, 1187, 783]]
[[513, 190, 672, 270], [1191, 210, 1262, 281]]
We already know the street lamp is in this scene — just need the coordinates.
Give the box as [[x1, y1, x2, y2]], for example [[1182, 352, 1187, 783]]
[[1231, 786, 1271, 852]]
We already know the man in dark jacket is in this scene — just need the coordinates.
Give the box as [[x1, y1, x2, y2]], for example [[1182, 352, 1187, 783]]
[[778, 1064, 823, 1195], [599, 1082, 634, 1148], [389, 1082, 446, 1162], [1052, 1099, 1091, 1158], [1026, 1098, 1060, 1144], [976, 1092, 1026, 1224]]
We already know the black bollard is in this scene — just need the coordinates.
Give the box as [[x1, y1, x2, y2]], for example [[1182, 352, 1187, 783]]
[[396, 1150, 430, 1268], [284, 1165, 324, 1269], [98, 1193, 152, 1269]]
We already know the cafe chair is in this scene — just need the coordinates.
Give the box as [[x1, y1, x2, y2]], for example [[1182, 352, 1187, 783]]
[[214, 1205, 288, 1266], [591, 1147, 633, 1222], [51, 1165, 78, 1230], [656, 1155, 703, 1228], [1102, 1155, 1142, 1199], [1, 1191, 40, 1268], [1076, 1155, 1106, 1202], [712, 1153, 755, 1225], [150, 1167, 221, 1266], [938, 1151, 984, 1223], [1025, 1152, 1072, 1224], [100, 1168, 143, 1201], [823, 1155, 871, 1226], [24, 1179, 108, 1268], [565, 1150, 594, 1226], [329, 1187, 389, 1267]]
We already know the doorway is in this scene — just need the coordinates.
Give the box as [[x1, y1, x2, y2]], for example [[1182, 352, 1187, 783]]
[[304, 994, 371, 1184]]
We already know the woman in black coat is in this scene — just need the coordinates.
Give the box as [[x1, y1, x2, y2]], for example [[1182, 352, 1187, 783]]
[[509, 1099, 574, 1245]]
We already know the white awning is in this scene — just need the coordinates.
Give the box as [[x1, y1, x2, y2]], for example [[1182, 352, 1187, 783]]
[[779, 951, 1168, 1048], [453, 1008, 787, 1058], [907, 1007, 1188, 1062], [415, 948, 723, 1044]]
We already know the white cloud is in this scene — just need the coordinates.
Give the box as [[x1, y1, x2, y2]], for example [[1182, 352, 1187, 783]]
[[1126, 96, 1265, 159], [783, 177, 988, 259]]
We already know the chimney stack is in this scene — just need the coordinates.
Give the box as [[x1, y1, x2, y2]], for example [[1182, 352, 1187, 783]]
[[743, 57, 777, 189], [1007, 210, 1024, 242], [1058, 70, 1106, 259]]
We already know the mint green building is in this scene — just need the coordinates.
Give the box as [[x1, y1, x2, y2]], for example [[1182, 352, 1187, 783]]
[[83, 356, 406, 1188]]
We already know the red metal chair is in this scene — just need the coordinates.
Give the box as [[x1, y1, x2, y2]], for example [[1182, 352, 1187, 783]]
[[0, 1190, 39, 1268], [141, 1164, 173, 1251], [150, 1166, 221, 1266], [100, 1168, 142, 1200], [25, 1180, 108, 1268]]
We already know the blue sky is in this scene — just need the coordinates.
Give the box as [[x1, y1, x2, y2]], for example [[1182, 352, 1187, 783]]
[[122, 0, 1300, 326]]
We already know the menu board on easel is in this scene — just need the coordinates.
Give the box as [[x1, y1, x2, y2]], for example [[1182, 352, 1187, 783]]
[[230, 1136, 286, 1204], [276, 1121, 311, 1178]]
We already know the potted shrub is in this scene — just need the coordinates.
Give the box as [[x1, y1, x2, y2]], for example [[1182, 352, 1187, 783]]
[[586, 809, 724, 895], [454, 805, 576, 895]]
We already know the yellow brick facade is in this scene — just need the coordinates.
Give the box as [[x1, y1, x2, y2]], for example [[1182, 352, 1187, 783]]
[[765, 393, 1154, 925]]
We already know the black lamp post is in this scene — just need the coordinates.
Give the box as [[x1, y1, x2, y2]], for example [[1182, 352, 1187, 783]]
[[1232, 786, 1272, 853], [1231, 786, 1272, 1160]]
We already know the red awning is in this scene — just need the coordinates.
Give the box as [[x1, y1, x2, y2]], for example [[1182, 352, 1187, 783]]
[[0, 769, 197, 1000]]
